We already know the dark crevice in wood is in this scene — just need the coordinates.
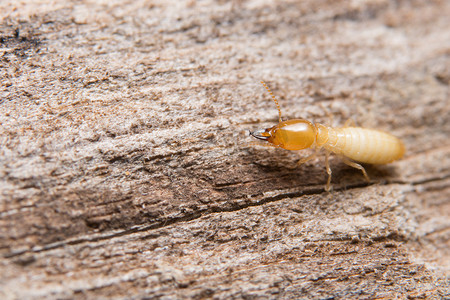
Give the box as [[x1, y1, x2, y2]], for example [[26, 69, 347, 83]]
[[6, 173, 450, 259]]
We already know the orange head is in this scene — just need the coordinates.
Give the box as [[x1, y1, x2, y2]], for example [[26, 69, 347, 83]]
[[250, 119, 316, 150]]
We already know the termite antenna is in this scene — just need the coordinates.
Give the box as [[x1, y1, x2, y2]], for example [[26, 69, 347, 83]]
[[261, 81, 282, 123]]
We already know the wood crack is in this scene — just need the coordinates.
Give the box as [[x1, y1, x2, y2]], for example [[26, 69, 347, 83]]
[[2, 171, 448, 259], [0, 177, 426, 259]]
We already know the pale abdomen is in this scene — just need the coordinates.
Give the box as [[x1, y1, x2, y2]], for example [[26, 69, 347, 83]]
[[324, 127, 405, 164]]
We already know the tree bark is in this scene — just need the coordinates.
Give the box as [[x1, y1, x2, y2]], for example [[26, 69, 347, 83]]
[[1, 0, 449, 299]]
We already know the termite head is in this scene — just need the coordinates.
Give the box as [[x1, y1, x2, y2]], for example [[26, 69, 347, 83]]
[[250, 119, 316, 151], [252, 82, 317, 150]]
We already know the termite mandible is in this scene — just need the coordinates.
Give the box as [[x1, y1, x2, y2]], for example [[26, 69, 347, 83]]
[[250, 81, 405, 191]]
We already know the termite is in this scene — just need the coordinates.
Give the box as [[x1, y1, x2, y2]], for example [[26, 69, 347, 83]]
[[250, 82, 405, 191]]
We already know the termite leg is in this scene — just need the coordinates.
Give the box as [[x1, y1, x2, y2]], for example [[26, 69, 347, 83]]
[[344, 119, 356, 127], [245, 142, 280, 149], [340, 156, 370, 182], [297, 151, 317, 166], [325, 150, 332, 192]]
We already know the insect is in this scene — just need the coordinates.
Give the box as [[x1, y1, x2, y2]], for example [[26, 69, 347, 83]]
[[250, 82, 405, 191]]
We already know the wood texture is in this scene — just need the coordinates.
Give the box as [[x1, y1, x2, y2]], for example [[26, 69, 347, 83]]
[[1, 0, 449, 298]]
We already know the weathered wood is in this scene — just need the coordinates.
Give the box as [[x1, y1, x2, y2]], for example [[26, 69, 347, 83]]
[[1, 0, 449, 298]]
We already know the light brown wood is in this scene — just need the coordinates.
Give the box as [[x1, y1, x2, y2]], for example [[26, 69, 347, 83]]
[[1, 0, 449, 298]]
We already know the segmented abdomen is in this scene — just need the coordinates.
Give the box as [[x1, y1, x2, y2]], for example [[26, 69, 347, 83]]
[[325, 127, 405, 164]]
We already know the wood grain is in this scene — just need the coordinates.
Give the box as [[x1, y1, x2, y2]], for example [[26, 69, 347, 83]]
[[1, 0, 449, 298]]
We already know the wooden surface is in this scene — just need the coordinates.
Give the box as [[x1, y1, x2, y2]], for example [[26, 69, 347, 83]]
[[1, 0, 449, 298]]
